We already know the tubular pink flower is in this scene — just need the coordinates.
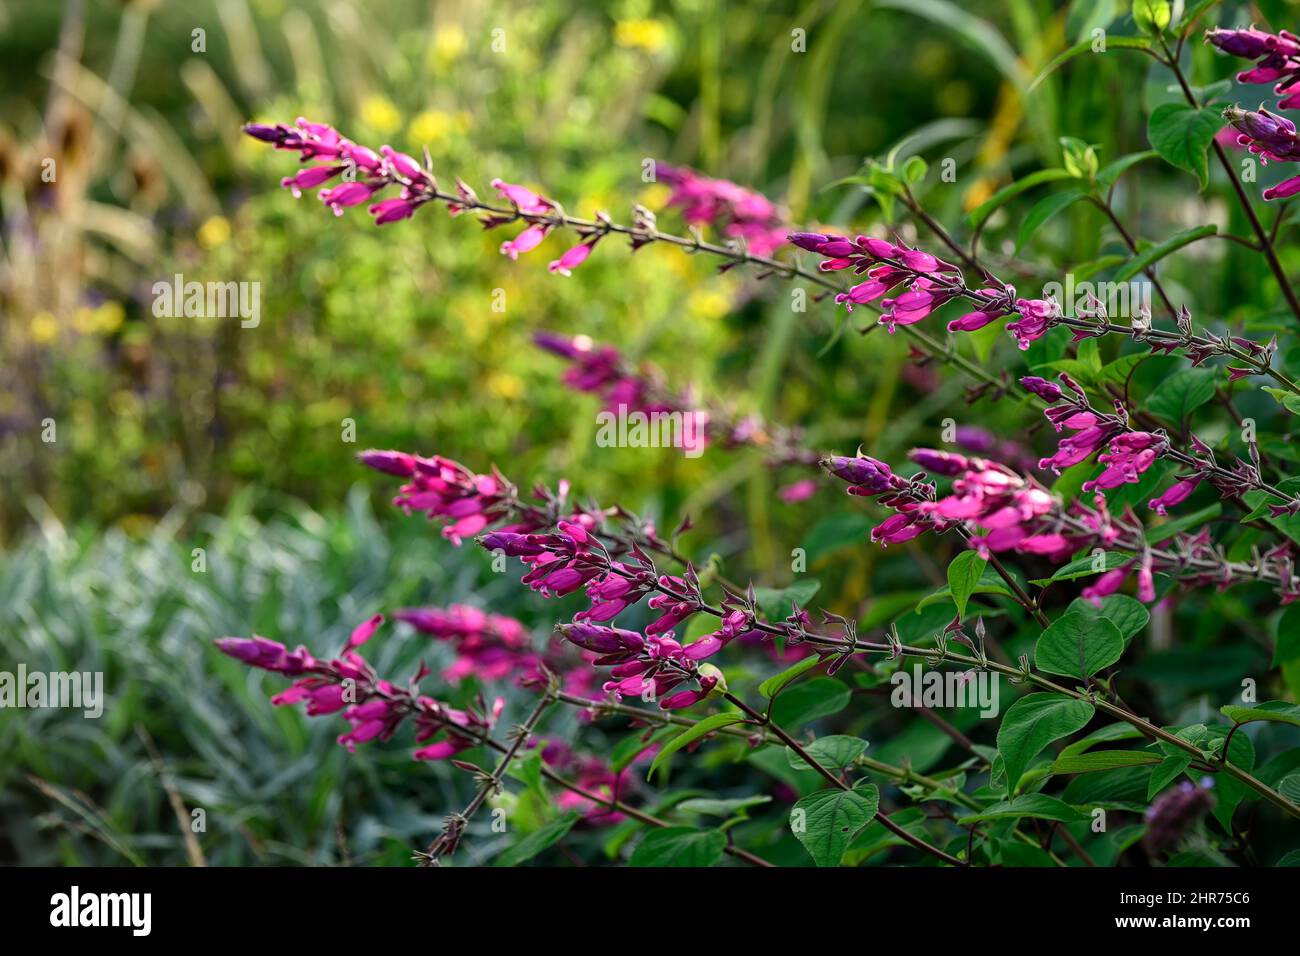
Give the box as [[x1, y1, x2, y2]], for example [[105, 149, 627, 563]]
[[281, 164, 344, 197], [548, 239, 598, 276], [500, 223, 550, 259], [380, 145, 426, 181], [320, 180, 382, 214], [1081, 562, 1134, 606], [369, 197, 422, 224], [1005, 298, 1060, 349], [1149, 477, 1201, 516], [490, 178, 555, 215], [1264, 174, 1300, 200], [947, 309, 1002, 333]]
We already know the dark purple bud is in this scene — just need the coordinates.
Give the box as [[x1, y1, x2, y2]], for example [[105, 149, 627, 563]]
[[215, 636, 313, 674], [789, 232, 844, 253], [357, 449, 418, 476], [909, 448, 969, 476], [557, 623, 644, 654], [243, 122, 289, 144], [1019, 376, 1064, 403], [821, 455, 894, 491], [480, 532, 547, 556]]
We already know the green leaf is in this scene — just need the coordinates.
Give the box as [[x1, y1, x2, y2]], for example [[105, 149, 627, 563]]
[[1066, 0, 1117, 42], [1050, 750, 1163, 774], [947, 550, 987, 620], [1066, 594, 1149, 644], [966, 168, 1074, 230], [1206, 727, 1255, 831], [1176, 0, 1219, 35], [677, 795, 772, 818], [1147, 503, 1222, 544], [786, 735, 869, 772], [1145, 366, 1217, 424], [1094, 352, 1151, 385], [1028, 36, 1153, 93], [758, 655, 822, 699], [1264, 387, 1300, 415], [1274, 604, 1300, 668], [1115, 224, 1218, 282], [802, 513, 873, 563], [902, 155, 928, 186], [771, 678, 851, 729], [628, 827, 727, 867], [997, 693, 1096, 795], [610, 725, 676, 773], [874, 0, 1025, 91], [1146, 104, 1221, 189], [790, 785, 880, 866], [916, 565, 1013, 610], [1220, 702, 1300, 729], [1035, 612, 1124, 678], [1148, 754, 1193, 799], [1096, 149, 1158, 189], [647, 713, 745, 782], [1032, 550, 1133, 585], [506, 748, 545, 797], [494, 812, 580, 867], [1060, 137, 1100, 179], [753, 579, 821, 620], [1280, 775, 1300, 804], [1133, 0, 1171, 34], [1017, 187, 1090, 253], [959, 793, 1089, 824], [1059, 722, 1145, 757]]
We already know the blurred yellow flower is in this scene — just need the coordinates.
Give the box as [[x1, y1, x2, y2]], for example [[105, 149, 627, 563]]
[[486, 371, 523, 400], [615, 19, 669, 53], [408, 110, 471, 147], [433, 24, 467, 63], [98, 302, 126, 334], [198, 215, 231, 249], [361, 95, 402, 135], [459, 307, 488, 343], [73, 306, 99, 335], [30, 311, 59, 344], [637, 184, 671, 208], [687, 289, 731, 321]]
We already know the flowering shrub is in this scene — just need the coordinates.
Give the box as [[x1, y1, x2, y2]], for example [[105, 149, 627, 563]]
[[220, 11, 1300, 868]]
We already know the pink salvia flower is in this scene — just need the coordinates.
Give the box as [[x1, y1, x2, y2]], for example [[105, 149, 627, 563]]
[[549, 239, 599, 276]]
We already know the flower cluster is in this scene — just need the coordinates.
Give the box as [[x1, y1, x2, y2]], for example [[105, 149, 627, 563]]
[[823, 444, 1300, 605], [1025, 372, 1300, 521], [533, 330, 819, 467], [1028, 373, 1170, 493], [244, 118, 436, 222], [357, 450, 537, 545], [533, 331, 679, 416], [542, 741, 642, 822], [215, 615, 499, 761], [1208, 27, 1300, 108], [1207, 28, 1300, 198], [1143, 778, 1215, 857], [482, 525, 741, 709], [789, 231, 1061, 348], [1221, 106, 1300, 199], [245, 119, 795, 285], [656, 163, 788, 256], [393, 604, 597, 702]]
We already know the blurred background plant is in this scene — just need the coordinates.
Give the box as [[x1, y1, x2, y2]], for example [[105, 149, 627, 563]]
[[4, 0, 1300, 865]]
